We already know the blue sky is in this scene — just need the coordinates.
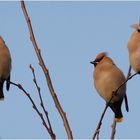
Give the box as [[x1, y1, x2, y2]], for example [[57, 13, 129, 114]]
[[0, 1, 140, 139]]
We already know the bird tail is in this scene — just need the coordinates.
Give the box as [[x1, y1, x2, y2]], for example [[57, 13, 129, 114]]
[[109, 100, 123, 123], [0, 81, 4, 100], [115, 117, 123, 122]]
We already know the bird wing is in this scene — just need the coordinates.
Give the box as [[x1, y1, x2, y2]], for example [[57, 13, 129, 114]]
[[124, 93, 129, 112], [6, 74, 10, 91]]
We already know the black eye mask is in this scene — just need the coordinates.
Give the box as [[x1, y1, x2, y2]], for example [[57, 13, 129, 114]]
[[137, 29, 140, 33]]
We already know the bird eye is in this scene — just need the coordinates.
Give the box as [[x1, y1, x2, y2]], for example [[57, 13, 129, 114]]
[[137, 29, 140, 33]]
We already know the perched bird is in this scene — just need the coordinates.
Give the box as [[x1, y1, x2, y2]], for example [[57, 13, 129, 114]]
[[127, 23, 140, 73], [0, 36, 11, 100], [91, 52, 127, 122]]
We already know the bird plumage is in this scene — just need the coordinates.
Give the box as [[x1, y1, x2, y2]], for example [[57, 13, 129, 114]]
[[0, 36, 11, 100], [128, 24, 140, 73], [91, 52, 126, 122]]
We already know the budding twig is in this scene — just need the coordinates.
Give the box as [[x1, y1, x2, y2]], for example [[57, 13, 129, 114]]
[[6, 80, 55, 139], [20, 1, 73, 139], [29, 64, 56, 139]]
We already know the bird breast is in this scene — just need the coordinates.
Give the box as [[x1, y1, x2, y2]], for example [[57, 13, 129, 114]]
[[94, 64, 126, 103], [0, 47, 11, 79], [127, 31, 140, 73]]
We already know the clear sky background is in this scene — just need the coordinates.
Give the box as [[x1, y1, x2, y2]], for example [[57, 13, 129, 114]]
[[0, 1, 140, 139]]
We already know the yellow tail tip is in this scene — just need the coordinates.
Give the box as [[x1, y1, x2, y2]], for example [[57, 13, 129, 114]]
[[115, 117, 123, 123]]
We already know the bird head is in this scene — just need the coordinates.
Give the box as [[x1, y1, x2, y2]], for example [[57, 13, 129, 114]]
[[90, 52, 108, 67], [131, 23, 140, 33], [0, 36, 5, 45]]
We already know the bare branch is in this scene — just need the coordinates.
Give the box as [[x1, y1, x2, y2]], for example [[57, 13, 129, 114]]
[[126, 66, 132, 78], [110, 118, 116, 140], [29, 64, 56, 139], [7, 80, 55, 139], [20, 1, 73, 139], [114, 70, 136, 96], [92, 105, 108, 139]]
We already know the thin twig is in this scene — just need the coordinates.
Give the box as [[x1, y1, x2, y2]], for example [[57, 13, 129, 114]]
[[29, 64, 56, 139], [126, 66, 132, 78], [110, 118, 116, 140], [20, 1, 73, 139], [92, 105, 108, 139], [7, 80, 55, 139], [92, 92, 117, 139], [92, 67, 138, 139], [114, 70, 136, 95]]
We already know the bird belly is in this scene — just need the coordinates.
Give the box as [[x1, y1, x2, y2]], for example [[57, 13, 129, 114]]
[[129, 51, 140, 73], [95, 75, 125, 103], [0, 57, 11, 79]]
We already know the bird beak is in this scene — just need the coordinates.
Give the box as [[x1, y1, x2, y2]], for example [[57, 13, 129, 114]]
[[90, 61, 95, 64], [90, 61, 98, 67], [131, 24, 136, 29], [131, 24, 140, 30]]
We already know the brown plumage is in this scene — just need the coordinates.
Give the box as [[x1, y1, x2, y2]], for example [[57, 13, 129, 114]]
[[91, 52, 127, 122], [0, 36, 11, 100], [128, 24, 140, 73]]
